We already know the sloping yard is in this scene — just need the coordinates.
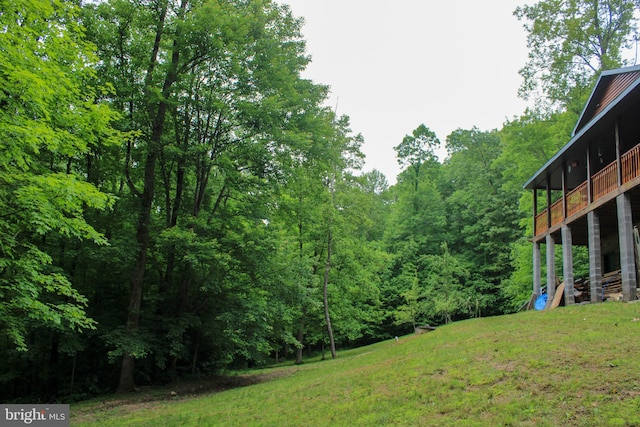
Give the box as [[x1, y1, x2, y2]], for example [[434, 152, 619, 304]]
[[73, 302, 640, 426]]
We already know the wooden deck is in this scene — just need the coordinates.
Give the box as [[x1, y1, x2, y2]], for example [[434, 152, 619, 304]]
[[535, 143, 640, 237]]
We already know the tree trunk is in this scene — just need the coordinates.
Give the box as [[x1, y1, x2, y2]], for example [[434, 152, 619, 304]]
[[168, 275, 192, 381], [70, 353, 77, 389], [295, 324, 304, 365], [117, 352, 137, 393], [118, 151, 155, 392], [323, 227, 336, 359], [117, 0, 187, 393], [295, 213, 305, 365], [191, 340, 199, 375]]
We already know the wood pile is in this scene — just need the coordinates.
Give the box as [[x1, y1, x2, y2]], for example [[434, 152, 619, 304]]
[[525, 270, 628, 311], [573, 270, 623, 302], [602, 269, 623, 301], [573, 277, 589, 302]]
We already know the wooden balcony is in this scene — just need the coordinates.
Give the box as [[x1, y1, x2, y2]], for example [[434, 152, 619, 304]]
[[534, 142, 640, 237], [592, 161, 618, 201], [622, 143, 640, 184], [566, 181, 588, 217], [535, 210, 548, 236], [550, 198, 564, 227]]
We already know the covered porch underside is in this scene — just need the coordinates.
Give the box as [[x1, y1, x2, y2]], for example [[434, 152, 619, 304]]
[[532, 186, 640, 308], [535, 180, 640, 248]]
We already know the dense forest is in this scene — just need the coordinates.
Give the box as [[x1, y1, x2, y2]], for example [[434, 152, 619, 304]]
[[1, 0, 638, 402]]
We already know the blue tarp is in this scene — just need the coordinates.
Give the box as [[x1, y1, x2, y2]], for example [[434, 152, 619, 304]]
[[534, 294, 547, 310]]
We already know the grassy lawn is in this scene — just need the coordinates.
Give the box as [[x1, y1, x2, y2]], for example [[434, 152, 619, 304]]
[[72, 302, 640, 426]]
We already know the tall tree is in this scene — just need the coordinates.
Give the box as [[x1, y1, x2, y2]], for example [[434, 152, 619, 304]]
[[82, 0, 329, 391], [394, 124, 440, 194], [383, 125, 446, 332], [442, 128, 524, 316], [116, 0, 188, 393], [387, 125, 445, 260], [515, 0, 639, 111], [0, 0, 118, 351]]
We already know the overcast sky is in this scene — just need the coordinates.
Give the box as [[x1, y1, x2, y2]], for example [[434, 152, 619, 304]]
[[282, 0, 530, 184]]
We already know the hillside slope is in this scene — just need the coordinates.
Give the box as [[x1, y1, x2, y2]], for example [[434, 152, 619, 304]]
[[73, 302, 640, 426]]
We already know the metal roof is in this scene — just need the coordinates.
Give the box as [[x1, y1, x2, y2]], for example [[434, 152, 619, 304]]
[[523, 66, 640, 190], [573, 66, 640, 135]]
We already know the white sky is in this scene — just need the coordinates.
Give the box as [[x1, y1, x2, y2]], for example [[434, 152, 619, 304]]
[[282, 0, 530, 184]]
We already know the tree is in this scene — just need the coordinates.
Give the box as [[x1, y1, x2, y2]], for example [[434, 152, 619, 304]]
[[386, 124, 446, 262], [442, 128, 524, 315], [394, 124, 440, 169], [422, 243, 470, 324], [0, 0, 118, 351], [496, 111, 577, 307], [394, 124, 440, 193], [515, 0, 639, 111], [382, 125, 447, 333], [81, 0, 335, 391], [393, 263, 422, 331]]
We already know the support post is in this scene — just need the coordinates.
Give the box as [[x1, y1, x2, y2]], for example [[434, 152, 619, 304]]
[[586, 145, 593, 204], [562, 163, 568, 219], [617, 193, 637, 301], [587, 211, 603, 302], [561, 225, 575, 305], [545, 234, 556, 309], [546, 183, 552, 231], [533, 190, 538, 236], [533, 241, 542, 298], [615, 120, 622, 186]]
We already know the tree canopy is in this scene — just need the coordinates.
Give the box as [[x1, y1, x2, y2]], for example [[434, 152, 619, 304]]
[[2, 0, 638, 403], [0, 0, 119, 352], [515, 0, 639, 111]]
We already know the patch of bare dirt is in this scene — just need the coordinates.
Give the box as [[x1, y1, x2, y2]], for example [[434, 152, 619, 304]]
[[168, 371, 290, 396]]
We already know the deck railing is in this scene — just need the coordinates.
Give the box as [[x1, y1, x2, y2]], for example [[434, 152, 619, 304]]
[[534, 142, 640, 238], [550, 198, 564, 227], [621, 144, 640, 184], [592, 161, 618, 201], [566, 181, 588, 217], [535, 210, 548, 236]]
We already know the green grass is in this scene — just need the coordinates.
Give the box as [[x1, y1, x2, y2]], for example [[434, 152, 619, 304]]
[[72, 302, 640, 426]]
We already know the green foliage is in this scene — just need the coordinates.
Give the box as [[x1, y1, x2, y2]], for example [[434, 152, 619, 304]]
[[387, 125, 523, 327], [385, 162, 446, 261], [496, 109, 579, 308], [497, 109, 577, 194], [515, 0, 638, 111], [421, 243, 472, 324], [4, 0, 628, 403], [0, 246, 96, 351], [0, 0, 118, 351], [392, 263, 421, 329], [501, 239, 536, 311], [72, 303, 640, 427], [444, 128, 523, 272], [394, 124, 440, 169]]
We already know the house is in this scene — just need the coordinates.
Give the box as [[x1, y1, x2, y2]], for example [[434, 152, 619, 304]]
[[524, 65, 640, 307]]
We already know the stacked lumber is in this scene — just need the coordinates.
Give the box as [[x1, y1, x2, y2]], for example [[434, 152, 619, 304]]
[[602, 269, 623, 301], [526, 270, 627, 310], [573, 277, 589, 302], [569, 270, 623, 302]]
